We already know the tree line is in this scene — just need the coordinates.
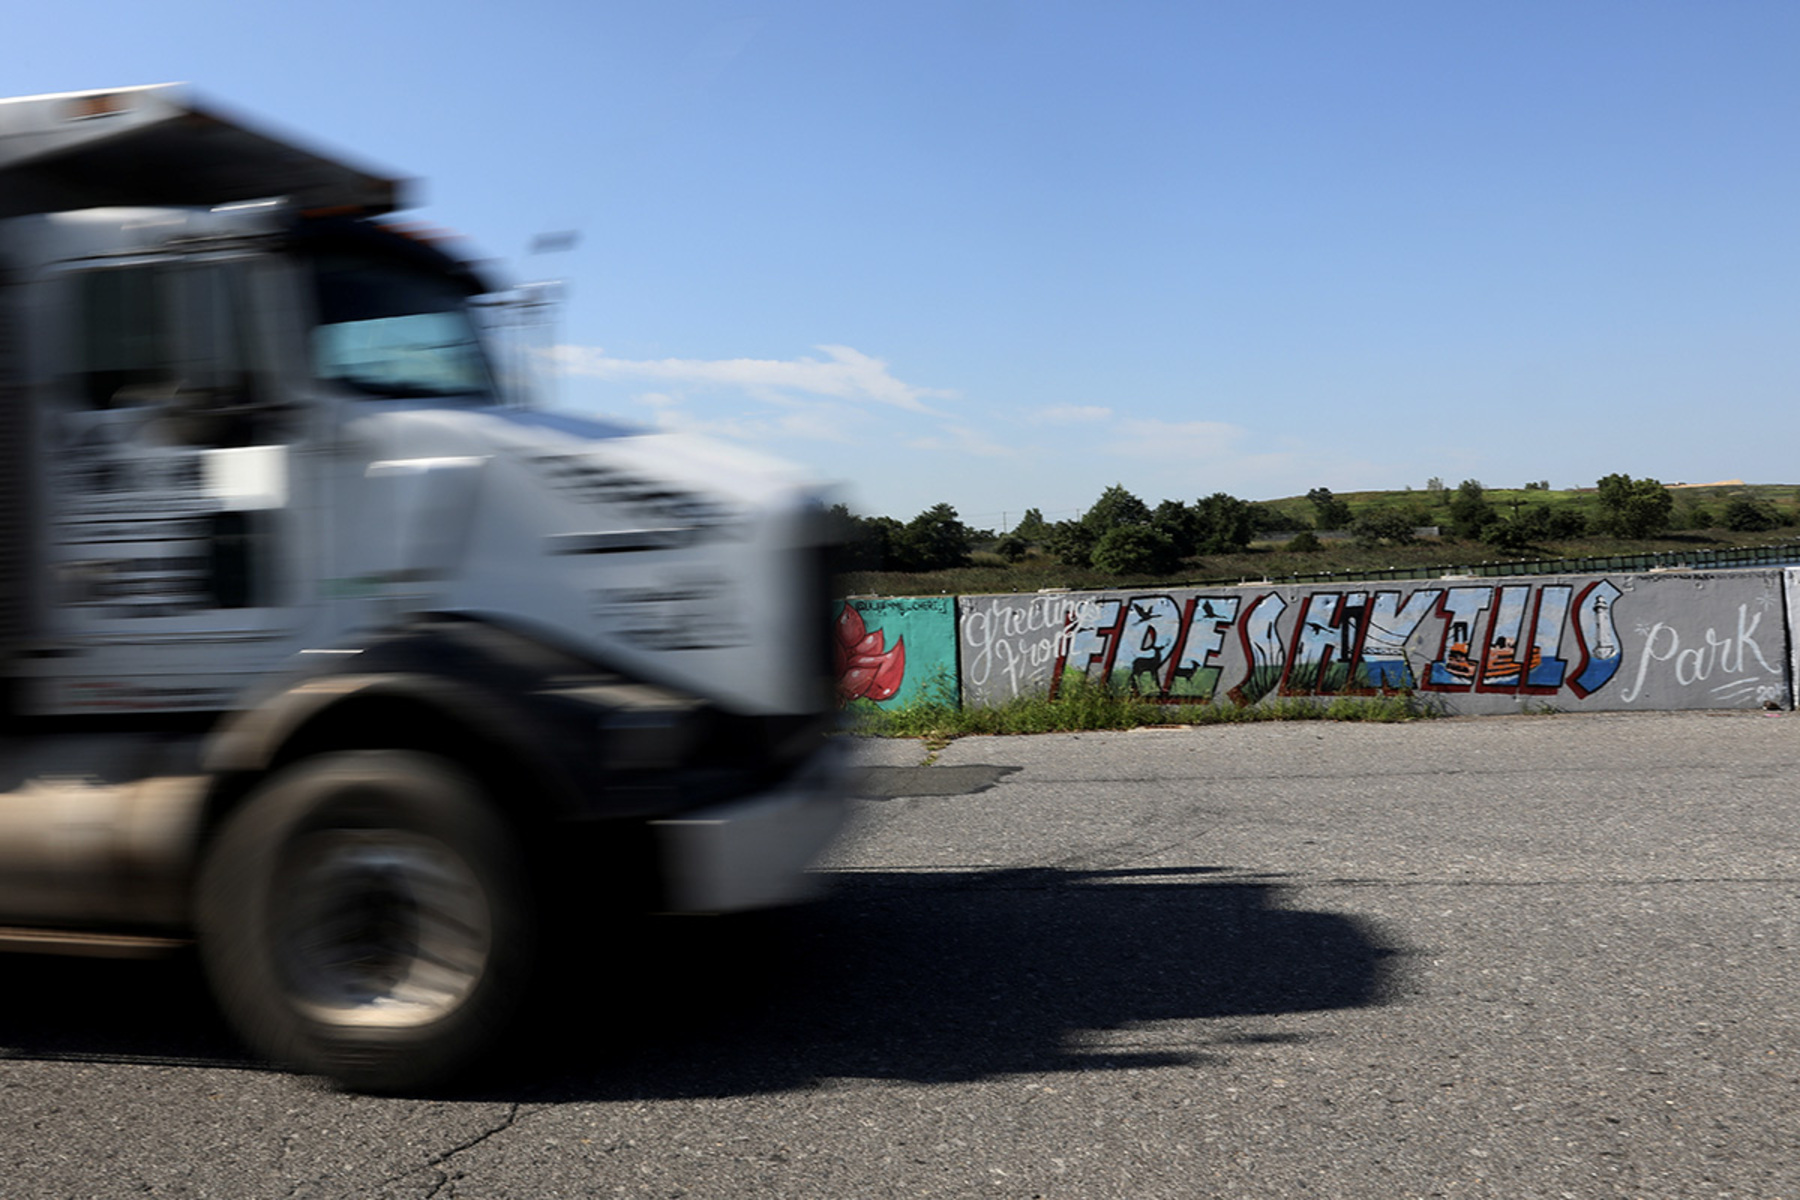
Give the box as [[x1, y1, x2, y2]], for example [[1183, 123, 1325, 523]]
[[1429, 475, 1783, 549], [831, 487, 1279, 575], [834, 475, 1789, 576]]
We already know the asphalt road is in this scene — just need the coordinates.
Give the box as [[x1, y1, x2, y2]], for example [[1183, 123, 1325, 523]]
[[2, 712, 1797, 1198]]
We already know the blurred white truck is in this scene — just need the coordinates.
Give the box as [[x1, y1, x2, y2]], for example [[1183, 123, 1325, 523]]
[[0, 85, 844, 1090]]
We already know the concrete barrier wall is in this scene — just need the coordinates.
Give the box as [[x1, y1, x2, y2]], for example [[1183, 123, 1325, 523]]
[[956, 569, 1794, 714]]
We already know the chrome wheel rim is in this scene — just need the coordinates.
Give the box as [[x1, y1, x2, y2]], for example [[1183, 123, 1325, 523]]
[[275, 829, 492, 1029]]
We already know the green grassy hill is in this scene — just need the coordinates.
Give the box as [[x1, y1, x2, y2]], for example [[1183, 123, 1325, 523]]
[[1258, 481, 1800, 535], [839, 482, 1800, 597]]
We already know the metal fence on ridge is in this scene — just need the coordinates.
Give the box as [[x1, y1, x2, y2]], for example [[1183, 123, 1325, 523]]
[[1198, 538, 1800, 588]]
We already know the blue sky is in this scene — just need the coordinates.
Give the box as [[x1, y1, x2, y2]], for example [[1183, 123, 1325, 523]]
[[11, 1, 1800, 529]]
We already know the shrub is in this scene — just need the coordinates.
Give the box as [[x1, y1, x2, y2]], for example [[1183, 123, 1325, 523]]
[[1594, 474, 1673, 538], [1545, 507, 1588, 538], [1722, 497, 1781, 533], [1483, 520, 1535, 552], [1046, 519, 1098, 567], [1351, 510, 1416, 548], [1091, 525, 1180, 575], [1306, 487, 1353, 531], [1447, 480, 1497, 539], [1285, 530, 1322, 552]]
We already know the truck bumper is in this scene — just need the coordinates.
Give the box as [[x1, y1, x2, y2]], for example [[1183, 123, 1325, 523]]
[[648, 738, 849, 913]]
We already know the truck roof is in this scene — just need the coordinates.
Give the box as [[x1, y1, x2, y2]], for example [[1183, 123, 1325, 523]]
[[0, 84, 408, 220]]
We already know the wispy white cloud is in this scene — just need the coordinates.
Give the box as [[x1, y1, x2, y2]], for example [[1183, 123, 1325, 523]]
[[1102, 418, 1247, 460], [773, 405, 866, 445], [630, 392, 864, 445], [550, 343, 953, 414], [1031, 403, 1113, 425], [905, 424, 1021, 458]]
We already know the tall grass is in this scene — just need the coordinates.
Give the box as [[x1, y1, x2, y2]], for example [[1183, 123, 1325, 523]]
[[840, 528, 1800, 599], [845, 675, 1434, 739]]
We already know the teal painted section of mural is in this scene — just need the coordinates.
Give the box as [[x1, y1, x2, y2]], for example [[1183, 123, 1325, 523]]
[[834, 596, 959, 709]]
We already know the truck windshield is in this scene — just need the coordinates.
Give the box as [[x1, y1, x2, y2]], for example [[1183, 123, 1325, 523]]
[[311, 252, 497, 401]]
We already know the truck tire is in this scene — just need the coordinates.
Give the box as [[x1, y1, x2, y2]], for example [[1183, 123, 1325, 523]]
[[196, 750, 536, 1092]]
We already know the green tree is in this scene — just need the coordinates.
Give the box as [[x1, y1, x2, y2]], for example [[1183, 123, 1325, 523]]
[[1012, 507, 1049, 541], [1447, 480, 1497, 539], [1050, 485, 1154, 567], [1248, 502, 1295, 534], [1306, 487, 1353, 531], [1505, 504, 1578, 544], [1046, 519, 1098, 568], [1151, 499, 1199, 557], [1350, 509, 1416, 549], [1091, 525, 1180, 576], [1193, 492, 1256, 554], [1085, 484, 1153, 530], [829, 504, 904, 571], [1722, 497, 1780, 533], [1545, 507, 1587, 538], [994, 534, 1029, 562], [894, 503, 973, 572], [1482, 518, 1535, 553], [1594, 474, 1673, 539]]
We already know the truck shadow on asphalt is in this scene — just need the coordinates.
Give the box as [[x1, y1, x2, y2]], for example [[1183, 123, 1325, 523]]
[[510, 864, 1403, 1102], [0, 867, 1404, 1096], [0, 949, 253, 1072]]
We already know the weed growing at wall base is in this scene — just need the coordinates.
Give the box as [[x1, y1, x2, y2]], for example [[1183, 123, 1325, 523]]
[[845, 676, 1436, 739]]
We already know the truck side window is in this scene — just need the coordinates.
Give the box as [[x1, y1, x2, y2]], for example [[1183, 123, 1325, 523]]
[[72, 262, 268, 445], [55, 259, 284, 614], [76, 266, 172, 409]]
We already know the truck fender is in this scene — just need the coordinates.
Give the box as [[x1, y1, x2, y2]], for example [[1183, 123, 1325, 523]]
[[200, 618, 707, 828]]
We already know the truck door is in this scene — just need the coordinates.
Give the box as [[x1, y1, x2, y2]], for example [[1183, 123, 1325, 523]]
[[32, 252, 310, 715]]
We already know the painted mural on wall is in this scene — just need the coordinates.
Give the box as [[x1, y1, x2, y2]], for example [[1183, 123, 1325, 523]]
[[835, 596, 960, 708], [958, 571, 1791, 714]]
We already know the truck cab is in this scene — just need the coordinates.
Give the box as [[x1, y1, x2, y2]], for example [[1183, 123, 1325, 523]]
[[0, 85, 845, 1091]]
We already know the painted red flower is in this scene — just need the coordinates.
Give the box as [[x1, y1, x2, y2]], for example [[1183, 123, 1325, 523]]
[[834, 604, 906, 703]]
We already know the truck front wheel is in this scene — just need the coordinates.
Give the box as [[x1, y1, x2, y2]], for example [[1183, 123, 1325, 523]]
[[196, 751, 536, 1092]]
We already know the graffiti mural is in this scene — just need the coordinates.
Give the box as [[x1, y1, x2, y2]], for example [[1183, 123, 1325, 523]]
[[835, 604, 906, 702], [958, 571, 1791, 714], [834, 596, 960, 709]]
